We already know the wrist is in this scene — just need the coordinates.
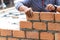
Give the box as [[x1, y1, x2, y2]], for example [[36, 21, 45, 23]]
[[19, 6, 28, 12]]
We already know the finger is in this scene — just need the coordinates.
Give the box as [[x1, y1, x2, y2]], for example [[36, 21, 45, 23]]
[[45, 4, 51, 10], [48, 5, 53, 10], [25, 8, 33, 17]]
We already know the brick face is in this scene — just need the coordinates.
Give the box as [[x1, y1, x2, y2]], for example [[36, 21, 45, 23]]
[[20, 21, 32, 29], [40, 32, 54, 40], [55, 33, 60, 40], [8, 38, 19, 40], [0, 29, 11, 36], [0, 37, 6, 40], [21, 39, 32, 40], [48, 22, 60, 31], [55, 13, 60, 22], [26, 12, 40, 20], [26, 31, 39, 39], [40, 12, 54, 21], [13, 30, 25, 38], [33, 22, 46, 30]]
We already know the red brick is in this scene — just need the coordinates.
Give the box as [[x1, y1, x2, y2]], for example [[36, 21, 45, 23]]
[[55, 33, 60, 40], [8, 38, 19, 40], [20, 21, 32, 29], [13, 30, 25, 38], [55, 13, 60, 22], [0, 37, 6, 40], [0, 29, 11, 36], [40, 12, 54, 21], [26, 31, 39, 39], [26, 12, 40, 20], [21, 39, 32, 40], [33, 22, 46, 30], [40, 32, 54, 40], [48, 22, 60, 31]]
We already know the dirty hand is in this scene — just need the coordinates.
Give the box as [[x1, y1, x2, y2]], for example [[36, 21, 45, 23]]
[[25, 8, 33, 17], [46, 4, 55, 11]]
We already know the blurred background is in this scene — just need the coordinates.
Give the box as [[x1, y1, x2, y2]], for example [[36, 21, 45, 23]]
[[0, 0, 22, 9], [0, 0, 26, 30]]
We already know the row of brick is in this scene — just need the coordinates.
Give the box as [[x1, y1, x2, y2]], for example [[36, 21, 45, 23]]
[[20, 21, 60, 32], [0, 29, 60, 40], [0, 37, 18, 40], [27, 12, 60, 22]]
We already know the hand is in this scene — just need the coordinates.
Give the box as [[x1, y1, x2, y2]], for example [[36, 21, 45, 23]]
[[56, 6, 60, 12], [25, 8, 33, 17], [45, 4, 55, 11]]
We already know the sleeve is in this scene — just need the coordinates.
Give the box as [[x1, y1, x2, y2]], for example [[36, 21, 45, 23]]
[[55, 0, 60, 6], [15, 0, 31, 10]]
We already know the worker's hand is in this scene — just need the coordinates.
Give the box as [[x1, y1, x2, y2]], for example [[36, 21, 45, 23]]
[[46, 4, 55, 11], [25, 8, 33, 17], [56, 6, 60, 12]]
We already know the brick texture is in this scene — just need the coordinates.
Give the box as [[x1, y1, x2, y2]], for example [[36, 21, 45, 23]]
[[40, 12, 54, 21], [33, 22, 46, 30], [40, 32, 54, 40], [0, 12, 60, 40], [13, 30, 25, 38], [55, 13, 60, 22], [0, 37, 6, 40], [8, 38, 19, 40], [20, 21, 32, 29], [26, 31, 39, 39], [48, 22, 60, 31], [55, 33, 60, 40], [0, 29, 11, 36]]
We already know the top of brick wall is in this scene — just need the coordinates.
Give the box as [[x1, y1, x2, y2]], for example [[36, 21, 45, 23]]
[[26, 12, 60, 22]]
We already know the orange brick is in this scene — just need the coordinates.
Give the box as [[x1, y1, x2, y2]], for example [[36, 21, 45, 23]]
[[55, 33, 60, 40], [20, 21, 32, 29], [13, 30, 25, 38], [21, 39, 31, 40], [26, 12, 40, 20], [0, 37, 6, 40], [0, 29, 11, 36], [26, 31, 39, 39], [40, 12, 54, 21], [55, 13, 60, 22], [40, 32, 54, 40], [33, 22, 46, 30], [8, 38, 19, 40], [48, 22, 60, 31]]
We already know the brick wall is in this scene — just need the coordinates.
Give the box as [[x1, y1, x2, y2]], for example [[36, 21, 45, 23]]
[[0, 12, 60, 40]]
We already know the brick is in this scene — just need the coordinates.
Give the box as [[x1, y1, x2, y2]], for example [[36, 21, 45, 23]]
[[33, 22, 46, 30], [0, 29, 11, 36], [20, 21, 32, 29], [26, 31, 39, 39], [40, 32, 54, 40], [13, 30, 25, 38], [21, 39, 32, 40], [40, 12, 54, 21], [0, 37, 6, 40], [26, 12, 40, 20], [55, 13, 60, 22], [55, 33, 60, 40], [8, 38, 19, 40], [48, 22, 60, 31]]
